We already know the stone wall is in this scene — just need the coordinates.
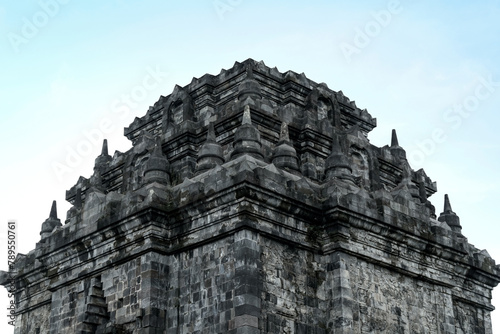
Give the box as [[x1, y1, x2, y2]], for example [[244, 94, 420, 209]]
[[16, 303, 50, 334], [261, 237, 327, 333], [349, 254, 454, 333]]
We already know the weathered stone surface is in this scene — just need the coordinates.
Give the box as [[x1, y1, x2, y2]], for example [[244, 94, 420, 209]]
[[2, 59, 499, 333]]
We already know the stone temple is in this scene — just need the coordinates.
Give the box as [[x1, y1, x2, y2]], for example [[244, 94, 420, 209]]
[[2, 59, 500, 333]]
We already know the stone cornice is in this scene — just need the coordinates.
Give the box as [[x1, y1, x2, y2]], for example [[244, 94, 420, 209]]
[[11, 157, 498, 314]]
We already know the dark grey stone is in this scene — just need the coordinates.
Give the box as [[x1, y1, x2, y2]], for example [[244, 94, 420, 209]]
[[2, 59, 499, 334]]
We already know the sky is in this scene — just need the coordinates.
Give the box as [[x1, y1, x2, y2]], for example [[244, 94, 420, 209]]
[[1, 0, 500, 332]]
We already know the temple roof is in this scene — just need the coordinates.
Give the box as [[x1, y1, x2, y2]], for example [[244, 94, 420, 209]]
[[54, 59, 500, 274]]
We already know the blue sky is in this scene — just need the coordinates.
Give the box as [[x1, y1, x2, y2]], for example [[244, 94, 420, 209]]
[[1, 0, 500, 331]]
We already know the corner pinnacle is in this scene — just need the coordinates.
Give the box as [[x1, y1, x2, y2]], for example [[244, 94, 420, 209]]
[[272, 122, 299, 171], [438, 194, 462, 235], [389, 129, 406, 160], [443, 194, 453, 213], [49, 200, 57, 219], [40, 200, 62, 239], [101, 139, 109, 156], [143, 137, 170, 185], [325, 133, 354, 184], [230, 105, 263, 160], [391, 129, 399, 147], [196, 123, 224, 173], [95, 139, 112, 168]]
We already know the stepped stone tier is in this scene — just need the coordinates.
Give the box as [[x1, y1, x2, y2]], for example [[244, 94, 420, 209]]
[[2, 59, 500, 333]]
